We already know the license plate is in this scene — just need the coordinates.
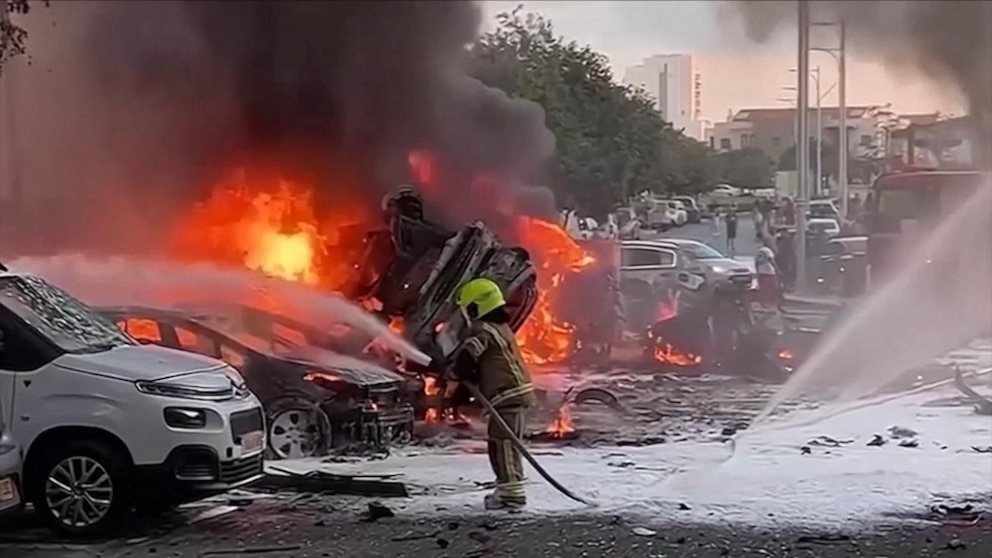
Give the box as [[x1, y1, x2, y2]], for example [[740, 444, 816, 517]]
[[0, 478, 20, 509], [240, 431, 264, 454]]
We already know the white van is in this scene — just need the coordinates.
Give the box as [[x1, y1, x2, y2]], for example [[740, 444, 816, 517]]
[[0, 270, 266, 536]]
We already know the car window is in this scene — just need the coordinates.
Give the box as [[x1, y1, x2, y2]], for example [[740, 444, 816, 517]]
[[119, 318, 163, 343], [622, 248, 675, 267], [174, 326, 220, 358], [0, 275, 134, 354], [678, 242, 726, 260]]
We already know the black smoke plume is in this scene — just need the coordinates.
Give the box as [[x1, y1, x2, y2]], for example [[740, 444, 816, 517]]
[[1, 1, 555, 255], [721, 0, 992, 162]]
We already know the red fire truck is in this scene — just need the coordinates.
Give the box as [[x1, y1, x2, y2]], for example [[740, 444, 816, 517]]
[[865, 168, 988, 287]]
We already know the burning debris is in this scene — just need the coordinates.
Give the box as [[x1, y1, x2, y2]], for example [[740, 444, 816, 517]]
[[545, 405, 576, 439]]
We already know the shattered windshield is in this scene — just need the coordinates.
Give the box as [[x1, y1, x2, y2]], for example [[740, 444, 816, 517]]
[[0, 275, 135, 354]]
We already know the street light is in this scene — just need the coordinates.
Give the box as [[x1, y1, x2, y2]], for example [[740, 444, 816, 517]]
[[786, 69, 837, 198], [811, 20, 847, 218]]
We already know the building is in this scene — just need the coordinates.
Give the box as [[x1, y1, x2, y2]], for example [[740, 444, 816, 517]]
[[623, 54, 704, 140], [709, 106, 882, 163]]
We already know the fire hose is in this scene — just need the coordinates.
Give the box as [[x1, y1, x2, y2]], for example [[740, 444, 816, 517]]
[[461, 382, 596, 508]]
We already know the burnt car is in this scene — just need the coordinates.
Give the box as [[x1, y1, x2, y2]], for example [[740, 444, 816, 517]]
[[96, 305, 414, 460]]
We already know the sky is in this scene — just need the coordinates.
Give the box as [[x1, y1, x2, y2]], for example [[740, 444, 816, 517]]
[[479, 1, 965, 123]]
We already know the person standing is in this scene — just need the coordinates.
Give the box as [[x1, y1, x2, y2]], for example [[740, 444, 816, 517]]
[[755, 239, 781, 306], [725, 204, 738, 255], [408, 278, 536, 510]]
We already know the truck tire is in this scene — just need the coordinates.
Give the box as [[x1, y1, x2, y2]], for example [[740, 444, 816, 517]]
[[32, 439, 133, 538]]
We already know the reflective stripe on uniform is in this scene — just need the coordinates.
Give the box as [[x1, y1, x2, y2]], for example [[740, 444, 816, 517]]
[[461, 334, 488, 359], [488, 382, 535, 408], [479, 322, 527, 385]]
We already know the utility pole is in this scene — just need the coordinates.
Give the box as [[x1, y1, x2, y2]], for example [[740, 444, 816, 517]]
[[814, 66, 822, 198], [796, 0, 810, 293], [838, 20, 848, 220]]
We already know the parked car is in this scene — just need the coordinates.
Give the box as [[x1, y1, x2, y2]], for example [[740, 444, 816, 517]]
[[0, 270, 265, 537], [672, 196, 701, 223], [644, 203, 678, 231], [816, 236, 868, 296], [97, 304, 415, 460], [806, 217, 841, 256], [667, 200, 689, 226], [618, 239, 753, 332], [808, 198, 841, 220]]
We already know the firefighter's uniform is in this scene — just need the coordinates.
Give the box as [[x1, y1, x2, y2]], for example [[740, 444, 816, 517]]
[[451, 278, 536, 510]]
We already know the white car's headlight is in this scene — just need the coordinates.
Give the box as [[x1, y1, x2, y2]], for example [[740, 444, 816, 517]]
[[224, 367, 247, 388]]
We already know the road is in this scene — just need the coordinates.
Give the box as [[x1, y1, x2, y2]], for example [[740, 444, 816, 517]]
[[645, 217, 763, 259]]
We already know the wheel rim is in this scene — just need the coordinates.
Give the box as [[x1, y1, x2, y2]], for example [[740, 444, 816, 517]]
[[45, 456, 114, 529], [269, 408, 323, 459]]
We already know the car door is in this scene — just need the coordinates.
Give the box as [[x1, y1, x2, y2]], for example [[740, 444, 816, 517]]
[[619, 246, 678, 331], [0, 306, 62, 440]]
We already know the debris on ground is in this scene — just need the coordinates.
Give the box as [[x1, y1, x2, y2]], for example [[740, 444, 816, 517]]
[[972, 446, 992, 453], [866, 434, 887, 447], [807, 435, 854, 447], [898, 439, 920, 448], [362, 502, 396, 522], [794, 533, 851, 545], [258, 467, 410, 498], [631, 526, 657, 537], [888, 426, 919, 439], [930, 504, 984, 527], [573, 387, 625, 413]]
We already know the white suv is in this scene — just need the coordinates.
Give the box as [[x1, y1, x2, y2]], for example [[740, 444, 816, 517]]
[[0, 270, 266, 536]]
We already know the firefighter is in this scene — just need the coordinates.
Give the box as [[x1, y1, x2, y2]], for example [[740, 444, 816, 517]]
[[414, 278, 536, 510]]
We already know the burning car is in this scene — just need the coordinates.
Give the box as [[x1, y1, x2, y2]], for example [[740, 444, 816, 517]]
[[97, 305, 414, 459], [618, 239, 787, 378]]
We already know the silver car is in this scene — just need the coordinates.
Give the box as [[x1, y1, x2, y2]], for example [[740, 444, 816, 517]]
[[619, 239, 753, 332]]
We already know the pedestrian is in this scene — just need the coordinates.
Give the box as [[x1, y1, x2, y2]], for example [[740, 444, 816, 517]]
[[725, 204, 738, 255], [408, 278, 536, 510], [775, 226, 797, 292], [711, 206, 722, 237], [755, 238, 781, 307]]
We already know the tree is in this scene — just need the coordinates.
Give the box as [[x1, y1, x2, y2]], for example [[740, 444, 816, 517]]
[[711, 147, 774, 189], [469, 8, 707, 218], [0, 1, 36, 72]]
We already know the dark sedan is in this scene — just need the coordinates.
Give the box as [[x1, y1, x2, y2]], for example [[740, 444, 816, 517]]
[[97, 304, 414, 460]]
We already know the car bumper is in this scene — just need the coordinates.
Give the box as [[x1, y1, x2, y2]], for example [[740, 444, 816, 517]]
[[327, 404, 415, 446], [135, 446, 264, 500]]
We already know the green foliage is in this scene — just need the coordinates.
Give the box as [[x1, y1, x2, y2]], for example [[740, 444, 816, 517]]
[[709, 147, 774, 189], [0, 0, 36, 70], [470, 8, 715, 218]]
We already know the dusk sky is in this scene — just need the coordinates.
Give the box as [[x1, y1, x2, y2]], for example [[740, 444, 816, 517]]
[[480, 1, 965, 122]]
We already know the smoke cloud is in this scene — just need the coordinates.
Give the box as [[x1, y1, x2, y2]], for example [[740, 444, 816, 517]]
[[0, 1, 555, 256], [722, 0, 992, 156]]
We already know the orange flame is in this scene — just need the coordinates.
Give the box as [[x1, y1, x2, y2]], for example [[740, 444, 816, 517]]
[[514, 216, 596, 365], [546, 405, 575, 438], [423, 376, 442, 396], [652, 343, 703, 367], [169, 169, 373, 295]]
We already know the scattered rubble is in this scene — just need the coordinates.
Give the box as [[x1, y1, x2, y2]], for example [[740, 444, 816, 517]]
[[888, 426, 919, 439], [361, 502, 396, 522], [258, 467, 410, 498], [898, 439, 920, 448], [807, 435, 854, 447], [866, 434, 887, 447]]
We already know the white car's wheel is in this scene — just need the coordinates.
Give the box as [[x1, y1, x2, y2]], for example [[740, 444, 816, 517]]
[[33, 439, 132, 537]]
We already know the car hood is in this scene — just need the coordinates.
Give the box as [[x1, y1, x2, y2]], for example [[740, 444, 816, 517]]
[[57, 344, 229, 383], [703, 258, 752, 274], [279, 346, 405, 386]]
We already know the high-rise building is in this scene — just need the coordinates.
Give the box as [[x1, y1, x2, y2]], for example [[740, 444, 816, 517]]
[[623, 54, 703, 140]]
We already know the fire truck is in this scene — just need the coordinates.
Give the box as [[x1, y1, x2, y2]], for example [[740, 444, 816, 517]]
[[865, 168, 989, 288]]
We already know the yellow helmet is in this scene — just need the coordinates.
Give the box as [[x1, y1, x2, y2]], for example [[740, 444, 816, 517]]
[[457, 278, 506, 318]]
